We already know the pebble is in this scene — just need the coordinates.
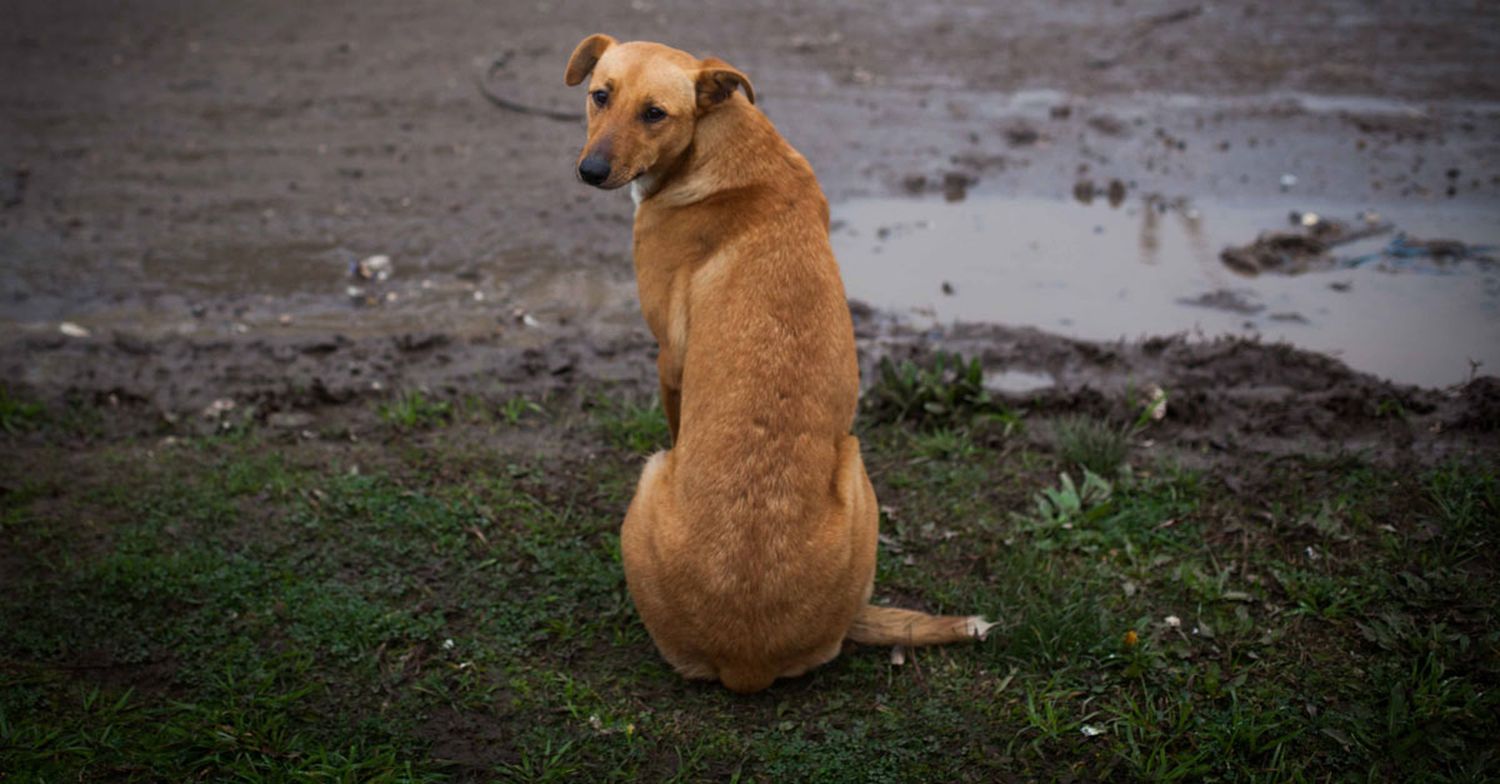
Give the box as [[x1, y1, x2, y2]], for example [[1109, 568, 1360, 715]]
[[201, 398, 236, 418]]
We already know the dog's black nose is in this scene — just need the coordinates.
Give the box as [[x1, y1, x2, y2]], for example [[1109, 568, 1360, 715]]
[[578, 156, 610, 186]]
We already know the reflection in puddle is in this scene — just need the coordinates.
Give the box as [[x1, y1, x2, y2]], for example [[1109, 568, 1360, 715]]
[[832, 195, 1500, 387]]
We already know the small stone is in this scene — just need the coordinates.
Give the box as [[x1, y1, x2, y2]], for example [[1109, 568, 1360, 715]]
[[201, 398, 236, 419], [268, 411, 314, 429]]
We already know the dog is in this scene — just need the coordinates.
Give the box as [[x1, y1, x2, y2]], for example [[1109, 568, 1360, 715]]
[[566, 34, 993, 693]]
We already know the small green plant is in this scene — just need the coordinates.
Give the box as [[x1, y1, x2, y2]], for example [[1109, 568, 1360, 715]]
[[495, 736, 584, 783], [500, 396, 545, 426], [0, 387, 45, 434], [593, 396, 670, 454], [910, 427, 980, 460], [1031, 470, 1114, 527], [864, 351, 1017, 430], [1052, 388, 1166, 477], [378, 390, 452, 429], [1052, 415, 1132, 477]]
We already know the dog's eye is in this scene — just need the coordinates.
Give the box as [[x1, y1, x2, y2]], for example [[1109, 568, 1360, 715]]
[[642, 106, 667, 123], [591, 90, 608, 108]]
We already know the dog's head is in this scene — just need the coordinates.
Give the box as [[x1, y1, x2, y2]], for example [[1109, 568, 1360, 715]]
[[564, 34, 754, 190]]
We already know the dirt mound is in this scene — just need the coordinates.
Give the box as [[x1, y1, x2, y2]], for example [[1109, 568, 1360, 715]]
[[6, 306, 1494, 464], [864, 317, 1496, 464]]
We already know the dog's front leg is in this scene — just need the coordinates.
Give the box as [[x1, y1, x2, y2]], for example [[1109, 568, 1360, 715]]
[[660, 379, 681, 443], [655, 282, 686, 444]]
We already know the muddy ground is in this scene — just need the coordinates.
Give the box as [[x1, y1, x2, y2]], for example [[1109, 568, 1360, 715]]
[[3, 0, 1499, 455]]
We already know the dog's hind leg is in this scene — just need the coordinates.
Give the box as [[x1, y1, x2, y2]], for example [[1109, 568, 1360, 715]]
[[620, 451, 718, 680]]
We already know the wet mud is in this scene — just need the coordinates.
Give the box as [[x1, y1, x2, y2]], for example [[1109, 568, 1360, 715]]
[[3, 0, 1499, 460]]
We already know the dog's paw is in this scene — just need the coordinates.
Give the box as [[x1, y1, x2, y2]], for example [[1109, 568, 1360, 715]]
[[966, 616, 998, 641]]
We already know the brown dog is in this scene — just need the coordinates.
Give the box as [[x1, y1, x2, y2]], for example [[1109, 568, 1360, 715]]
[[566, 34, 993, 693]]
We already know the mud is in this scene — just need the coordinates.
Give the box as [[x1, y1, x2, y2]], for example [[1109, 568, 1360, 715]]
[[6, 307, 1496, 470], [3, 1, 1499, 461]]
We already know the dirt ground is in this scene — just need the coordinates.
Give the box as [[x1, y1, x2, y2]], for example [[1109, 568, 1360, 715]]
[[3, 1, 1499, 453]]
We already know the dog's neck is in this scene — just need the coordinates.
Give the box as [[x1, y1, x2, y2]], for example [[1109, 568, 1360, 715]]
[[638, 100, 799, 209]]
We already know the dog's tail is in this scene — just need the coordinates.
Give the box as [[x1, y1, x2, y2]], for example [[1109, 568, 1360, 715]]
[[846, 604, 997, 647]]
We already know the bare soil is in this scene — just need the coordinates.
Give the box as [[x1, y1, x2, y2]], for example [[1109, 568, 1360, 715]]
[[3, 0, 1498, 461]]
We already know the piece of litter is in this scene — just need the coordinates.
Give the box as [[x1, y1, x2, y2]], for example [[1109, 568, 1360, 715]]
[[1164, 615, 1182, 628], [59, 322, 91, 338], [1145, 384, 1167, 420], [442, 638, 455, 651], [1081, 725, 1105, 737], [354, 254, 393, 282]]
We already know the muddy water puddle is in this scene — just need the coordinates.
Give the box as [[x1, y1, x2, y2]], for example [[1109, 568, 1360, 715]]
[[7, 187, 1496, 390], [833, 195, 1500, 387]]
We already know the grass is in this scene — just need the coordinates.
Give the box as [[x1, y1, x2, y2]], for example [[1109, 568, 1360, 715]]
[[379, 390, 454, 429], [0, 385, 45, 434], [1052, 414, 1134, 478], [863, 351, 1020, 432], [1, 363, 1496, 781]]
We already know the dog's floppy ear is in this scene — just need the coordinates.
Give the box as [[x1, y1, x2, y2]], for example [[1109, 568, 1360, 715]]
[[565, 34, 616, 86], [696, 57, 755, 107]]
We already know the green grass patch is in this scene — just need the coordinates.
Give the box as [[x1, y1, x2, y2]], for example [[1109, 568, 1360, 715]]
[[1052, 414, 1133, 477], [591, 393, 671, 454], [379, 390, 454, 429], [0, 386, 45, 434], [1, 396, 1496, 781]]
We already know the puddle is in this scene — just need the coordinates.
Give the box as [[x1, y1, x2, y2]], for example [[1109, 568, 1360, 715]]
[[984, 369, 1056, 394], [833, 195, 1500, 387]]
